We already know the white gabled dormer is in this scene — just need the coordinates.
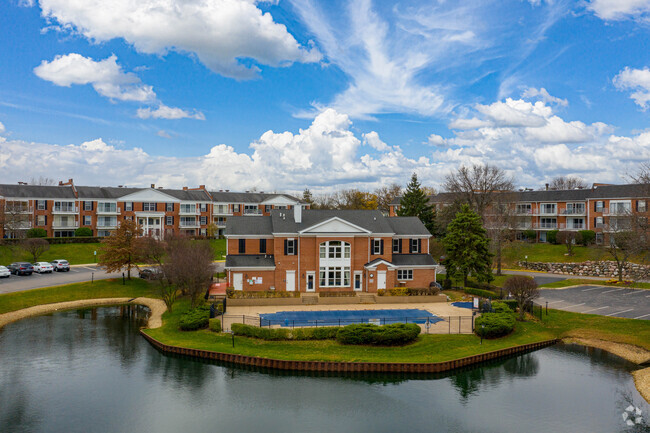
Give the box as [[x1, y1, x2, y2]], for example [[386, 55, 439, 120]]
[[299, 217, 371, 234]]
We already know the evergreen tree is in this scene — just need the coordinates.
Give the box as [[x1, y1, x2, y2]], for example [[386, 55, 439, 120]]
[[443, 204, 493, 286], [302, 188, 314, 206], [397, 173, 436, 234]]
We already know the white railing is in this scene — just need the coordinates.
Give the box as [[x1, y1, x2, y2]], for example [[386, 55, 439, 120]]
[[243, 208, 263, 215], [96, 206, 121, 214], [180, 220, 200, 228], [4, 206, 33, 214], [180, 208, 200, 215], [53, 206, 79, 213], [52, 220, 79, 228], [561, 209, 586, 215]]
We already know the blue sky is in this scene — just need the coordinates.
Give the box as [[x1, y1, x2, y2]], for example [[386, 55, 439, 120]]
[[1, 0, 650, 193]]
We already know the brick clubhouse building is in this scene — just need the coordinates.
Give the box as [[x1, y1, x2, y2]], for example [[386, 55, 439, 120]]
[[225, 206, 437, 293]]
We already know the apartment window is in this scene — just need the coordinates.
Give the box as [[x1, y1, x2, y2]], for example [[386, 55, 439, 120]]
[[83, 215, 91, 226], [123, 216, 133, 221], [166, 216, 173, 226], [97, 230, 111, 237], [265, 205, 272, 213], [36, 200, 46, 210], [97, 202, 116, 213], [409, 238, 421, 253], [200, 216, 207, 225], [215, 204, 228, 214], [233, 204, 240, 212], [54, 201, 76, 212], [372, 239, 384, 255], [638, 200, 647, 213], [84, 201, 93, 211], [284, 239, 296, 255], [166, 203, 174, 212], [595, 201, 604, 212], [244, 205, 260, 215], [97, 216, 117, 227], [516, 204, 532, 214], [397, 269, 413, 280], [595, 216, 604, 228], [180, 203, 195, 213], [37, 215, 46, 226], [143, 202, 156, 211], [541, 203, 556, 214], [200, 203, 207, 212], [595, 233, 604, 244], [125, 202, 133, 211], [319, 266, 350, 287], [540, 218, 557, 229], [319, 241, 350, 259], [180, 216, 196, 227], [238, 239, 246, 254], [260, 239, 267, 254], [392, 238, 402, 253]]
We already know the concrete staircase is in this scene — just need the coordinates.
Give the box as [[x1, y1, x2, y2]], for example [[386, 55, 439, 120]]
[[358, 294, 376, 304], [301, 294, 319, 305]]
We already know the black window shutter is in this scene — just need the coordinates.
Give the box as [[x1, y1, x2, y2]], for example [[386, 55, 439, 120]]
[[399, 238, 403, 253], [380, 239, 384, 255], [418, 239, 421, 253], [594, 202, 597, 212], [45, 215, 47, 225], [295, 240, 299, 256], [594, 217, 597, 227], [260, 239, 266, 253], [409, 239, 413, 253], [45, 200, 48, 210], [284, 239, 288, 255], [91, 201, 94, 210]]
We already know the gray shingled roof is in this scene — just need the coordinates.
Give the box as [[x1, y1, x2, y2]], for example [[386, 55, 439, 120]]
[[386, 217, 431, 235], [76, 186, 142, 199], [271, 209, 395, 234], [225, 254, 276, 268], [225, 216, 274, 236], [589, 184, 649, 199], [391, 254, 437, 266], [209, 191, 301, 203], [0, 184, 76, 199], [162, 189, 212, 201]]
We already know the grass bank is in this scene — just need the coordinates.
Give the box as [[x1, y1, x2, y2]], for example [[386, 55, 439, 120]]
[[538, 278, 650, 290], [144, 299, 650, 363], [0, 278, 156, 314], [0, 238, 227, 265]]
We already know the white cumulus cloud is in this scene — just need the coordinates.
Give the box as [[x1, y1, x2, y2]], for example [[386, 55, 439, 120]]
[[34, 53, 156, 103], [363, 131, 390, 151], [137, 105, 205, 120], [521, 87, 568, 107], [587, 0, 650, 21], [613, 66, 650, 110], [37, 0, 321, 80], [0, 121, 5, 135]]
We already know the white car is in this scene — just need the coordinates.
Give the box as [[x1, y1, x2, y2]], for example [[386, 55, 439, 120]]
[[0, 266, 10, 278], [33, 262, 54, 273], [50, 260, 70, 272]]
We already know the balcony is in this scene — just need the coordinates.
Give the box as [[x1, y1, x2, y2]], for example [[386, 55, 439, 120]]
[[565, 223, 585, 230], [180, 219, 200, 228], [96, 206, 121, 214], [515, 209, 533, 216], [561, 209, 586, 216], [52, 220, 79, 229], [243, 208, 263, 216], [215, 220, 227, 227], [53, 206, 79, 214], [213, 208, 232, 215], [602, 207, 631, 216], [180, 207, 200, 215], [4, 206, 33, 214]]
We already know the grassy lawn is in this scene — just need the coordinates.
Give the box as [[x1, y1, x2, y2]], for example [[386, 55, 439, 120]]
[[0, 278, 156, 314], [500, 242, 609, 268], [538, 278, 650, 290], [144, 299, 650, 363], [436, 273, 510, 289], [0, 238, 228, 266]]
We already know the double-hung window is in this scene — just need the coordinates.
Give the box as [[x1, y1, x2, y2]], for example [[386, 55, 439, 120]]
[[397, 269, 413, 280], [372, 239, 383, 255], [143, 203, 156, 211], [238, 239, 246, 254], [285, 239, 296, 255], [392, 238, 402, 253], [409, 238, 421, 253]]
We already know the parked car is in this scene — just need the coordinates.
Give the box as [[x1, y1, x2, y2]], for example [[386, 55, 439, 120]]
[[139, 268, 161, 280], [33, 262, 54, 273], [8, 262, 34, 276], [0, 266, 10, 278], [50, 260, 70, 272]]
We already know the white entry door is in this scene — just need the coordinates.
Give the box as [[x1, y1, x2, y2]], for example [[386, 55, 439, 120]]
[[286, 271, 296, 292], [377, 271, 387, 290], [306, 272, 315, 292], [233, 273, 243, 291]]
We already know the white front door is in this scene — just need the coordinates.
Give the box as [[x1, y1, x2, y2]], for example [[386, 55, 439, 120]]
[[286, 271, 295, 292], [377, 271, 387, 290], [306, 272, 315, 292], [233, 273, 243, 291]]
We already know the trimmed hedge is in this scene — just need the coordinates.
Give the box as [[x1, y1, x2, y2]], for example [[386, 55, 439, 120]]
[[179, 305, 210, 331], [26, 228, 47, 238], [226, 289, 301, 299], [209, 318, 221, 333], [319, 291, 357, 297], [474, 307, 516, 339], [231, 323, 339, 340], [377, 287, 440, 296], [546, 229, 559, 244], [578, 230, 595, 246], [464, 287, 500, 299], [336, 323, 421, 346], [74, 227, 93, 237], [494, 300, 518, 311]]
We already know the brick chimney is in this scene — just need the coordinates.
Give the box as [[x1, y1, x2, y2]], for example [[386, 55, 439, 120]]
[[183, 186, 188, 191]]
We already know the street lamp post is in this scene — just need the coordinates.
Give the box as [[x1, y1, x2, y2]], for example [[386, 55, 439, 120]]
[[481, 324, 485, 345]]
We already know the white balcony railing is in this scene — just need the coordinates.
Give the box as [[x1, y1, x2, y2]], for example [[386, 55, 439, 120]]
[[96, 206, 120, 214], [52, 220, 79, 229], [561, 209, 586, 215], [4, 206, 33, 214], [243, 208, 263, 215], [53, 206, 79, 214]]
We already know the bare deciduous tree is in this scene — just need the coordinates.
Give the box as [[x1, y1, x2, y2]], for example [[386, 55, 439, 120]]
[[21, 238, 50, 263], [503, 275, 539, 321], [29, 176, 56, 186], [136, 235, 179, 312], [556, 231, 581, 256], [165, 236, 214, 308], [98, 219, 142, 279], [548, 176, 587, 190], [374, 183, 402, 214]]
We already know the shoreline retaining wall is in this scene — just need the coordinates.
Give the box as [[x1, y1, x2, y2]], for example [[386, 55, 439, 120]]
[[519, 260, 650, 279]]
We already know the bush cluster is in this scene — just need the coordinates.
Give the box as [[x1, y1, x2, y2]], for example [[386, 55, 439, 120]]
[[335, 323, 420, 346], [376, 287, 440, 296], [179, 305, 210, 331], [474, 305, 516, 339], [74, 227, 93, 237], [319, 291, 357, 297], [209, 318, 221, 333], [226, 289, 301, 299], [464, 287, 501, 299], [605, 279, 632, 286], [26, 228, 47, 238], [578, 230, 595, 246], [231, 324, 341, 340], [546, 230, 559, 244], [493, 300, 517, 311]]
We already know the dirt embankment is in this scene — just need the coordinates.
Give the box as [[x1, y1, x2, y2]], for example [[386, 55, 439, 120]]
[[0, 297, 167, 330], [563, 337, 650, 404]]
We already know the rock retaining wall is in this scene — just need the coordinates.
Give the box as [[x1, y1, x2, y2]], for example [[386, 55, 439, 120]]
[[518, 260, 650, 279]]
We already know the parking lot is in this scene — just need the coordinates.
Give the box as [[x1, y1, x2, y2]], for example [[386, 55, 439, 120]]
[[0, 265, 115, 294], [538, 285, 650, 320]]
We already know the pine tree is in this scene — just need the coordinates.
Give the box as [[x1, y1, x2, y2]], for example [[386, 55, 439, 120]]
[[302, 188, 314, 206], [397, 173, 436, 234], [443, 204, 493, 286]]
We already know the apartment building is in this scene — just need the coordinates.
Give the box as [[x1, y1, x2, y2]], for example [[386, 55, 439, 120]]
[[0, 179, 302, 239], [389, 183, 649, 243], [225, 207, 436, 293]]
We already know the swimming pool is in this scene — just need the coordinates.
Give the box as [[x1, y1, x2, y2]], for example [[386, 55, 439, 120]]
[[259, 309, 442, 327]]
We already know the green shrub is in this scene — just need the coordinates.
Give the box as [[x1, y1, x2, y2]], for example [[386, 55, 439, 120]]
[[442, 278, 452, 291], [226, 289, 301, 299], [464, 287, 500, 299], [546, 230, 559, 244], [335, 323, 420, 346], [26, 228, 47, 238], [494, 300, 518, 311], [379, 287, 442, 297], [319, 291, 357, 297], [74, 227, 93, 237], [578, 230, 595, 246], [474, 310, 516, 339], [523, 229, 536, 241], [209, 318, 221, 332], [291, 327, 339, 340], [231, 323, 291, 340], [179, 305, 210, 331]]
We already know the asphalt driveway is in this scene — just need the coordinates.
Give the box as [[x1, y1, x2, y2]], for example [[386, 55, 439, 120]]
[[537, 285, 650, 320]]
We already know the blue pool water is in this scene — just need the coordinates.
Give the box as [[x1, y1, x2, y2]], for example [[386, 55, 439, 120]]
[[260, 309, 441, 327], [451, 302, 475, 310]]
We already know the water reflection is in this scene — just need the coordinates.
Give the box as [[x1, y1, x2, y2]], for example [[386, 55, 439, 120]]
[[0, 307, 648, 433]]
